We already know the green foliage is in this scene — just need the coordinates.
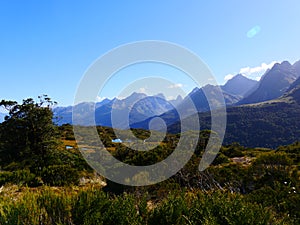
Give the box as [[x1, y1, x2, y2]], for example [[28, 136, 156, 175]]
[[247, 182, 300, 224], [130, 128, 151, 140], [37, 189, 73, 225], [211, 153, 230, 165], [71, 189, 109, 225], [277, 141, 300, 164], [59, 123, 75, 140], [148, 193, 189, 225], [0, 188, 74, 225], [0, 95, 299, 224], [208, 164, 251, 193], [222, 143, 245, 158], [188, 192, 273, 225], [250, 151, 293, 189], [0, 187, 288, 225], [41, 165, 79, 186], [70, 189, 142, 225], [179, 102, 300, 148], [0, 169, 41, 187], [0, 96, 93, 188], [0, 95, 60, 169]]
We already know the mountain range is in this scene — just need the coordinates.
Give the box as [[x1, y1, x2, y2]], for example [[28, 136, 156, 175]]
[[135, 61, 300, 148], [53, 59, 300, 147], [54, 93, 179, 128], [237, 61, 300, 104], [54, 69, 258, 127], [167, 75, 300, 147]]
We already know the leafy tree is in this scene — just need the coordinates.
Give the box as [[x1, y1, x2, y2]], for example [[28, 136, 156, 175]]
[[0, 95, 59, 170], [222, 142, 245, 158], [250, 152, 293, 189]]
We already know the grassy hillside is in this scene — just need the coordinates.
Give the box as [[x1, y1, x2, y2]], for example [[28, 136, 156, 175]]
[[0, 97, 299, 224], [0, 124, 299, 224]]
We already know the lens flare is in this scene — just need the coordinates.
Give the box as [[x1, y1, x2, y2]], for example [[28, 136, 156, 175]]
[[247, 25, 261, 38]]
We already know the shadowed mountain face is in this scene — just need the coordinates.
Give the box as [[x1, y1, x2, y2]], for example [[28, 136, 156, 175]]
[[187, 74, 258, 112], [188, 85, 241, 112], [287, 72, 300, 92], [283, 76, 300, 104], [0, 113, 7, 123], [237, 61, 300, 105], [163, 76, 257, 121], [167, 76, 300, 148], [223, 80, 300, 147], [293, 60, 300, 75], [221, 74, 258, 97]]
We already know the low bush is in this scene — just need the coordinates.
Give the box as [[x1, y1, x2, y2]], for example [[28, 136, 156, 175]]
[[0, 169, 40, 186], [41, 165, 79, 186]]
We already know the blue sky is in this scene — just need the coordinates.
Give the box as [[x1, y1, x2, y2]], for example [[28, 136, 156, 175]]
[[0, 0, 300, 106]]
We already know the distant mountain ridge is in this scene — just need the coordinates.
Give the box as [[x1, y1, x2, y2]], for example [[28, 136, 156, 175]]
[[54, 72, 258, 127], [53, 59, 300, 145], [165, 81, 300, 148], [94, 93, 176, 128], [2, 59, 300, 147], [237, 61, 300, 105], [130, 75, 258, 130], [131, 60, 300, 147], [221, 74, 258, 97], [163, 63, 300, 148], [54, 93, 179, 128]]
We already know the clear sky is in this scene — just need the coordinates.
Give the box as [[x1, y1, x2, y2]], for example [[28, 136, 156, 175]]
[[1, 0, 300, 106]]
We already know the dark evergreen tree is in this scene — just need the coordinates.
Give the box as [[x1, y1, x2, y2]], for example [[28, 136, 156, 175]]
[[0, 95, 59, 170]]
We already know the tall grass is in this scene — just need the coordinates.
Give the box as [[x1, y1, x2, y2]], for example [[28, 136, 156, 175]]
[[0, 185, 294, 225], [0, 186, 75, 225]]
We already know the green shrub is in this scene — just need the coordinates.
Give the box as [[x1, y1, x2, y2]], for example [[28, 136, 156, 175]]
[[41, 165, 79, 186], [102, 194, 142, 225], [72, 189, 142, 225], [212, 153, 230, 165], [190, 192, 273, 225], [148, 192, 274, 225], [222, 147, 245, 158], [148, 193, 188, 225], [0, 188, 74, 225], [37, 189, 73, 225], [247, 182, 300, 224], [65, 134, 75, 140], [0, 169, 40, 186], [0, 190, 42, 225], [72, 189, 110, 225], [0, 171, 12, 185]]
